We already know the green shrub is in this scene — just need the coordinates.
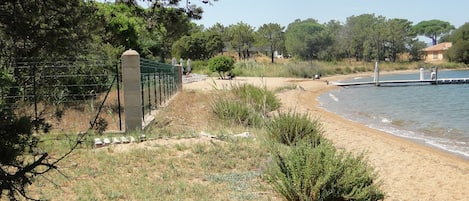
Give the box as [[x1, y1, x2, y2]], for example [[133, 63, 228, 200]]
[[208, 55, 235, 79], [265, 111, 323, 146], [265, 141, 385, 201], [231, 83, 280, 114], [211, 98, 262, 127]]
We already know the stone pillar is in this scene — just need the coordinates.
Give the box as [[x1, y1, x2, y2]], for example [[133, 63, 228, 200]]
[[121, 49, 142, 132], [177, 64, 182, 89]]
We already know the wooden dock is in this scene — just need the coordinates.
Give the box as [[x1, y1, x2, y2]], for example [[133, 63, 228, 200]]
[[332, 78, 469, 87]]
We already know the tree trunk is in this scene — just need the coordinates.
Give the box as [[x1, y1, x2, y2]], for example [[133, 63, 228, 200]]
[[270, 45, 275, 63]]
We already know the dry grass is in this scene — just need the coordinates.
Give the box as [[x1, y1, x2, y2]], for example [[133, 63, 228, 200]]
[[26, 90, 281, 201]]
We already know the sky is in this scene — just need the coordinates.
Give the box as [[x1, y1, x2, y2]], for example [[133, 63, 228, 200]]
[[193, 0, 468, 29]]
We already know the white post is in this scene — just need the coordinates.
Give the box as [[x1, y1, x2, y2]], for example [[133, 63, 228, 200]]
[[420, 67, 425, 80], [373, 61, 380, 86], [121, 49, 142, 132]]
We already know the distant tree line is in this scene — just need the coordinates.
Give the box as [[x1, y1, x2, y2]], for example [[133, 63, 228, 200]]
[[2, 1, 467, 66], [175, 15, 468, 64]]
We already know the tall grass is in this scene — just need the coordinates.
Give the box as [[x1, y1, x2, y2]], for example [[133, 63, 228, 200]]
[[211, 98, 262, 127], [211, 83, 280, 127], [231, 83, 280, 114], [192, 55, 467, 79]]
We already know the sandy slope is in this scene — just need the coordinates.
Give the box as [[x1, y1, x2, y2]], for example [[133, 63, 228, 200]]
[[184, 75, 469, 201]]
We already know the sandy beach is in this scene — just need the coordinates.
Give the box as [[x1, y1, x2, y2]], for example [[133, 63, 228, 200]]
[[184, 75, 469, 201]]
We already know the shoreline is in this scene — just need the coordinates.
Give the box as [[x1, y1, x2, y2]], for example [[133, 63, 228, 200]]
[[183, 75, 469, 200]]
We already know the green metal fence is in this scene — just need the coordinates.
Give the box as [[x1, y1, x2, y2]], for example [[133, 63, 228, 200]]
[[140, 58, 181, 120]]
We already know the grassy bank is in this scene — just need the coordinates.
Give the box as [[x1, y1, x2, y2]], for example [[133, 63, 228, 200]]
[[28, 83, 384, 200], [28, 90, 278, 200]]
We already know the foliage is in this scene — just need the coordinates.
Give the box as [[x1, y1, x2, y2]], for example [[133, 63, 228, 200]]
[[342, 14, 387, 62], [208, 55, 235, 79], [257, 23, 285, 63], [0, 1, 209, 199], [285, 19, 330, 60], [385, 18, 416, 62], [0, 102, 35, 199], [265, 111, 323, 146], [317, 20, 344, 61], [0, 0, 96, 58], [265, 141, 385, 201], [211, 98, 262, 127], [413, 19, 455, 45], [227, 22, 256, 60], [446, 22, 469, 64], [172, 31, 224, 60], [284, 62, 323, 78], [231, 83, 280, 114], [408, 39, 427, 62], [211, 83, 280, 127], [95, 2, 145, 50], [147, 5, 192, 61], [0, 71, 69, 200]]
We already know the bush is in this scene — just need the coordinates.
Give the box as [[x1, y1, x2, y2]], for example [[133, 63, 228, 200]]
[[211, 84, 280, 128], [266, 111, 323, 146], [231, 83, 280, 114], [211, 98, 262, 127], [208, 55, 235, 79], [265, 141, 385, 201]]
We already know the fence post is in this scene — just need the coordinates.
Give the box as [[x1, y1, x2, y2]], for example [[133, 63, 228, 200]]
[[177, 64, 182, 89], [121, 49, 142, 132]]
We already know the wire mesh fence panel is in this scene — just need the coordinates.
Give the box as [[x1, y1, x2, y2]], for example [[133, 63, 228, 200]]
[[0, 58, 121, 133]]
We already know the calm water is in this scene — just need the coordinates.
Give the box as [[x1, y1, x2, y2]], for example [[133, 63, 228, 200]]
[[318, 70, 469, 159]]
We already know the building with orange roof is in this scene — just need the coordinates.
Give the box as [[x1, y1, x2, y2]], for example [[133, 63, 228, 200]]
[[422, 42, 452, 62]]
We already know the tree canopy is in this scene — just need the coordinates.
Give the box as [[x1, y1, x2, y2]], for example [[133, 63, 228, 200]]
[[285, 19, 328, 60], [446, 22, 469, 64], [257, 23, 285, 63], [413, 19, 455, 45]]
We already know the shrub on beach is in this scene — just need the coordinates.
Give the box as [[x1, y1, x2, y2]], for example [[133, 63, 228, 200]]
[[210, 84, 385, 200], [265, 111, 323, 146], [211, 98, 262, 127], [265, 141, 385, 201], [211, 83, 279, 127], [231, 83, 280, 114]]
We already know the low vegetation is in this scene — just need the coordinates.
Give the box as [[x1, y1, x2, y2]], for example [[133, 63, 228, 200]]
[[210, 84, 385, 200], [24, 82, 385, 200], [266, 141, 385, 201], [265, 111, 323, 146], [194, 57, 467, 79]]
